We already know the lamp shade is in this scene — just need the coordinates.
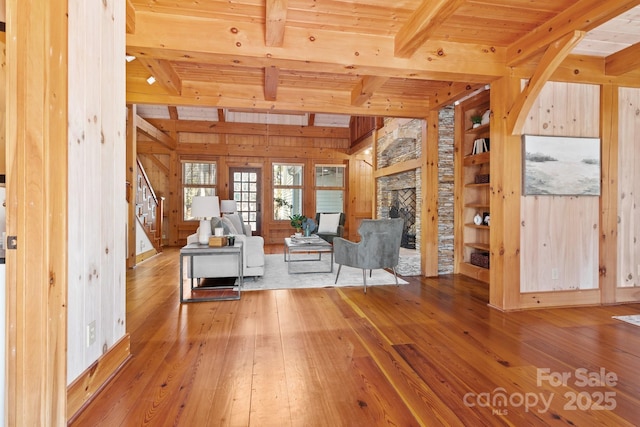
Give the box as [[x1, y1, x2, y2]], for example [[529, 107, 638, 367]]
[[220, 199, 238, 214], [191, 196, 220, 219]]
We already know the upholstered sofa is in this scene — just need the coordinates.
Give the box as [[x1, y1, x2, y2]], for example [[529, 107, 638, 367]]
[[186, 213, 265, 278]]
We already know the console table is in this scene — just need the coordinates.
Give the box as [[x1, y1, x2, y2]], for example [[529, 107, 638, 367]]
[[179, 242, 243, 302]]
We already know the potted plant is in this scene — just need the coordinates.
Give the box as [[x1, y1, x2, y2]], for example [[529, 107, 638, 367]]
[[289, 214, 306, 235], [470, 115, 482, 128]]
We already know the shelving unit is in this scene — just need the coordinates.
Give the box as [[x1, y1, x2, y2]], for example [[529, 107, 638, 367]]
[[454, 89, 491, 283]]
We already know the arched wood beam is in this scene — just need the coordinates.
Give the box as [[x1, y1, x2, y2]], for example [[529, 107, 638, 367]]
[[137, 58, 182, 95], [394, 0, 465, 58], [507, 31, 585, 135], [606, 41, 640, 76], [266, 0, 288, 47], [351, 76, 389, 106], [136, 114, 177, 150]]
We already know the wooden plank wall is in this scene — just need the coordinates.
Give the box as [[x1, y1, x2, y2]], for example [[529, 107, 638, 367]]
[[67, 0, 127, 393], [136, 131, 352, 246], [617, 87, 640, 289], [520, 82, 600, 298]]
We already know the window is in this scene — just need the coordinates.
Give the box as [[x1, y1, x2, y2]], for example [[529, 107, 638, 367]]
[[315, 165, 345, 213], [183, 161, 217, 220], [273, 163, 303, 220]]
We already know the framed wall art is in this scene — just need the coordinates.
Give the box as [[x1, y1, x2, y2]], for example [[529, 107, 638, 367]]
[[522, 135, 600, 196]]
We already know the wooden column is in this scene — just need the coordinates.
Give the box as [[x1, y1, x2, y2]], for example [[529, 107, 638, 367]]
[[600, 84, 618, 304], [6, 0, 68, 424], [127, 105, 137, 268], [423, 112, 439, 276], [489, 76, 522, 310]]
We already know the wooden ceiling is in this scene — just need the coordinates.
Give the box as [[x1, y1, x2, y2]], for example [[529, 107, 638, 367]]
[[126, 0, 640, 123]]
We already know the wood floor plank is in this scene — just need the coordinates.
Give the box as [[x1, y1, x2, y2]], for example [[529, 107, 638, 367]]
[[70, 248, 640, 426]]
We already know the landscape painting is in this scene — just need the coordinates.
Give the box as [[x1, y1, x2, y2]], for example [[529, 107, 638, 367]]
[[522, 135, 600, 196]]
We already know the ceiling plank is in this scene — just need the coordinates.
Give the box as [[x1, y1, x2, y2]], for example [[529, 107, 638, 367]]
[[507, 0, 640, 66], [605, 41, 640, 76], [351, 76, 389, 106], [126, 0, 135, 34], [136, 114, 177, 150], [394, 0, 466, 58], [507, 31, 585, 135], [265, 0, 288, 47], [264, 66, 280, 101], [146, 118, 350, 139], [137, 58, 182, 95]]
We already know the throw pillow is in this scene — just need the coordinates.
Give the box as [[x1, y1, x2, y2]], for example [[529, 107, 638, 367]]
[[225, 213, 245, 236], [220, 216, 239, 234], [317, 213, 341, 234]]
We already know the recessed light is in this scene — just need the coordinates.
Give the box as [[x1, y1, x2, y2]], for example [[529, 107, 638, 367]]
[[125, 55, 136, 62], [146, 76, 156, 85]]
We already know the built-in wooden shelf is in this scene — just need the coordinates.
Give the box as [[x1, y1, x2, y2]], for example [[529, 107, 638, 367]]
[[465, 203, 490, 209], [465, 223, 489, 230], [464, 242, 490, 251], [465, 123, 490, 136], [465, 182, 490, 189], [463, 151, 490, 166]]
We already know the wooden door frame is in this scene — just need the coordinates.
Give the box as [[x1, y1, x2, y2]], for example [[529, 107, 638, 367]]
[[228, 165, 263, 236], [6, 0, 68, 424]]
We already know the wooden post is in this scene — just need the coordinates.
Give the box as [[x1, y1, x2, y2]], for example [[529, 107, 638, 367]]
[[423, 112, 439, 276], [6, 0, 68, 424]]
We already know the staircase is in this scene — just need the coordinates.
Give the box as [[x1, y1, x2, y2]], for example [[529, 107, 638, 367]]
[[135, 158, 164, 255]]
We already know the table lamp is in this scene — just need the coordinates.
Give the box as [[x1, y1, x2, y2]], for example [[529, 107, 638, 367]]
[[220, 199, 238, 215], [191, 196, 220, 244]]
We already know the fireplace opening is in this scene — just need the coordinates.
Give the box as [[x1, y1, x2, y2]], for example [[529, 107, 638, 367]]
[[388, 188, 416, 249]]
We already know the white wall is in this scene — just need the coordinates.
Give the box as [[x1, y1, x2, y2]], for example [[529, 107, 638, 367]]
[[67, 0, 126, 383]]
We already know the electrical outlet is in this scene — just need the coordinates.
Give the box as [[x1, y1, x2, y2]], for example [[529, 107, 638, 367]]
[[551, 268, 559, 280], [87, 321, 96, 346]]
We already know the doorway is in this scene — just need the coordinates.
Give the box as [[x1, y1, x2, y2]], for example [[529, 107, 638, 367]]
[[229, 167, 262, 235]]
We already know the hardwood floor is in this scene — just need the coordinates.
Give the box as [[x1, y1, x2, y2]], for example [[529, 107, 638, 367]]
[[71, 247, 640, 426]]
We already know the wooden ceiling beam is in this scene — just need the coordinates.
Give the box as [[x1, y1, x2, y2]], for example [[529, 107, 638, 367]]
[[264, 66, 280, 101], [308, 113, 315, 126], [507, 31, 585, 135], [137, 58, 182, 95], [351, 76, 389, 106], [605, 41, 640, 76], [265, 0, 288, 47], [394, 0, 465, 58], [168, 106, 178, 120], [127, 82, 431, 118], [127, 13, 505, 82], [507, 0, 640, 66], [146, 118, 350, 139], [136, 114, 177, 150], [217, 108, 226, 122], [126, 0, 136, 34]]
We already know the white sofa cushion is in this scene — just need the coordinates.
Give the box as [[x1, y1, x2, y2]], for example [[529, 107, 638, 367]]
[[318, 213, 341, 234], [224, 213, 246, 236]]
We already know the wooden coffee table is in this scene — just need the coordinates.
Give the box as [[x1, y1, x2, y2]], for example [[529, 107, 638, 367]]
[[284, 236, 334, 274]]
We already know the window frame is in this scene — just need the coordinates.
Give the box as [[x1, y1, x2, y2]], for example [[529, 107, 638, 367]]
[[314, 164, 346, 213], [272, 162, 304, 221], [181, 159, 218, 221]]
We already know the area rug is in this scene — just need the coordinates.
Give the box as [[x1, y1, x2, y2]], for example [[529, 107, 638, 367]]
[[243, 254, 408, 291], [612, 314, 640, 327]]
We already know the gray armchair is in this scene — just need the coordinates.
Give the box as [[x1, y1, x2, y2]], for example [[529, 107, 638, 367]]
[[333, 218, 404, 293]]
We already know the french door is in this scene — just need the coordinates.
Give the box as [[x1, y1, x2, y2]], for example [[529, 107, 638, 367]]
[[229, 167, 262, 235]]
